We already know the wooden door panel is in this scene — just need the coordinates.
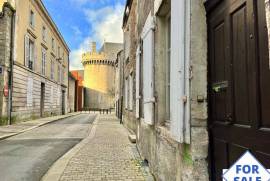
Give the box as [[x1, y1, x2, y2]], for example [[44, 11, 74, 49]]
[[213, 22, 227, 122], [207, 0, 270, 180], [231, 4, 250, 125], [257, 0, 270, 127], [212, 139, 228, 180]]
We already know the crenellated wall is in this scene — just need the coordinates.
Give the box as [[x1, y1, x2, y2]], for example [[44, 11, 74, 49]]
[[82, 42, 122, 109]]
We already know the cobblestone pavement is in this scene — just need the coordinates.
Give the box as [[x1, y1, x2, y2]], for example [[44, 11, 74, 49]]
[[59, 115, 153, 181]]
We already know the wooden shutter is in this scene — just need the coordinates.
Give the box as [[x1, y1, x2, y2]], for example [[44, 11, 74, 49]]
[[24, 35, 29, 67], [44, 51, 47, 75], [129, 73, 133, 110], [125, 78, 128, 109], [142, 13, 155, 125], [33, 43, 37, 71], [135, 46, 141, 118], [170, 0, 190, 143]]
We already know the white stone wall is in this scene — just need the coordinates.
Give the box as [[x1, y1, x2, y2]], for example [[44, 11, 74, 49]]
[[12, 63, 67, 120]]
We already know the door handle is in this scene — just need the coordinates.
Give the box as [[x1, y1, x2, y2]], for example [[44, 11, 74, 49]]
[[212, 81, 229, 93]]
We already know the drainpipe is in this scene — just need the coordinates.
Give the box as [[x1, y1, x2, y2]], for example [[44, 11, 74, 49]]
[[8, 8, 15, 125]]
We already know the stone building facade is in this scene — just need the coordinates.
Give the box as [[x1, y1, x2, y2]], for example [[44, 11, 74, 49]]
[[122, 0, 270, 180], [1, 0, 70, 122], [68, 72, 76, 112], [82, 42, 122, 110], [114, 49, 124, 120], [122, 0, 138, 132], [122, 0, 208, 180], [70, 70, 84, 112], [0, 2, 15, 124]]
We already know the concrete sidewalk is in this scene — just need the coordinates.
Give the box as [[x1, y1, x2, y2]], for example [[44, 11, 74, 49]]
[[43, 114, 154, 181], [0, 112, 81, 141]]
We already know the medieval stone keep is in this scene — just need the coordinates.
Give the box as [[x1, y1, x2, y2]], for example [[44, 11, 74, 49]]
[[82, 42, 122, 110]]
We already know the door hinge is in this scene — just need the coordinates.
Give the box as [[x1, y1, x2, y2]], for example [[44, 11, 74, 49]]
[[189, 65, 193, 80], [182, 96, 187, 103]]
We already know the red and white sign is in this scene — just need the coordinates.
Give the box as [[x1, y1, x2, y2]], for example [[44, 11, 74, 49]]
[[3, 85, 8, 97]]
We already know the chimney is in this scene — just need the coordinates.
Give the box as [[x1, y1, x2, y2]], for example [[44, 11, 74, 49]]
[[91, 42, 96, 53]]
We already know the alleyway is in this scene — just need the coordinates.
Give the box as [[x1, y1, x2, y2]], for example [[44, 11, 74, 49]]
[[0, 114, 96, 181], [45, 115, 153, 181]]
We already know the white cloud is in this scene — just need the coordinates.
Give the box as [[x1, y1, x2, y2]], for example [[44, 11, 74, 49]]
[[69, 3, 124, 70], [69, 0, 110, 7], [70, 37, 92, 70], [84, 4, 124, 43]]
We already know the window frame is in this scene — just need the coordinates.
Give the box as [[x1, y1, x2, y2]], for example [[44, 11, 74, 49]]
[[29, 10, 35, 28], [28, 39, 34, 70], [125, 77, 129, 109], [51, 58, 54, 80], [57, 63, 61, 83], [58, 46, 61, 58], [41, 47, 46, 75], [165, 13, 171, 125], [61, 65, 65, 83], [42, 26, 46, 42], [129, 72, 134, 111], [52, 38, 55, 51]]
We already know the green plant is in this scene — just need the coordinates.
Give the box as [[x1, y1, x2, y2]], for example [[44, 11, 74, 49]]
[[183, 144, 193, 165], [0, 116, 8, 126]]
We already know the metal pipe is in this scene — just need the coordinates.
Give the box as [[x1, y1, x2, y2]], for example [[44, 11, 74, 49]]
[[8, 6, 15, 125]]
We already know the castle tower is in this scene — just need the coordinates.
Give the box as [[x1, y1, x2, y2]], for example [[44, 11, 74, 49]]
[[82, 42, 122, 109]]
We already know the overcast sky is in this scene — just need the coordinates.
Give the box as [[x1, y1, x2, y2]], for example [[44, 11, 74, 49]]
[[43, 0, 125, 70]]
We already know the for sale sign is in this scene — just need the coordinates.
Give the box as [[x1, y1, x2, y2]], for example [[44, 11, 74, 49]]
[[223, 151, 270, 181]]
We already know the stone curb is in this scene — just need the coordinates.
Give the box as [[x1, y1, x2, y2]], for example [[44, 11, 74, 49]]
[[41, 114, 100, 181], [0, 112, 82, 141]]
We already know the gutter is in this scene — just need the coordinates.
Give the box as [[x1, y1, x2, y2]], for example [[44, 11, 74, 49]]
[[8, 6, 15, 125]]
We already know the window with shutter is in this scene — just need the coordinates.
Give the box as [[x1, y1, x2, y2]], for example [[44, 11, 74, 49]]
[[165, 14, 171, 126], [51, 58, 54, 80], [24, 35, 35, 70], [41, 48, 46, 75], [142, 13, 155, 125], [129, 73, 133, 110], [33, 43, 37, 71], [170, 0, 190, 143], [24, 35, 30, 68], [136, 46, 141, 118], [29, 10, 35, 28], [125, 78, 129, 109]]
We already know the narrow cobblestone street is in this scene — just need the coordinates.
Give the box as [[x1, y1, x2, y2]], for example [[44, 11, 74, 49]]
[[56, 115, 153, 181]]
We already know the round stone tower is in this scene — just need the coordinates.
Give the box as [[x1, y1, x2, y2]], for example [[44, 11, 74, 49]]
[[82, 42, 116, 109]]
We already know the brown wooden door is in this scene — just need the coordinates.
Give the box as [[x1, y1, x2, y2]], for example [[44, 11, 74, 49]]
[[207, 0, 270, 180]]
